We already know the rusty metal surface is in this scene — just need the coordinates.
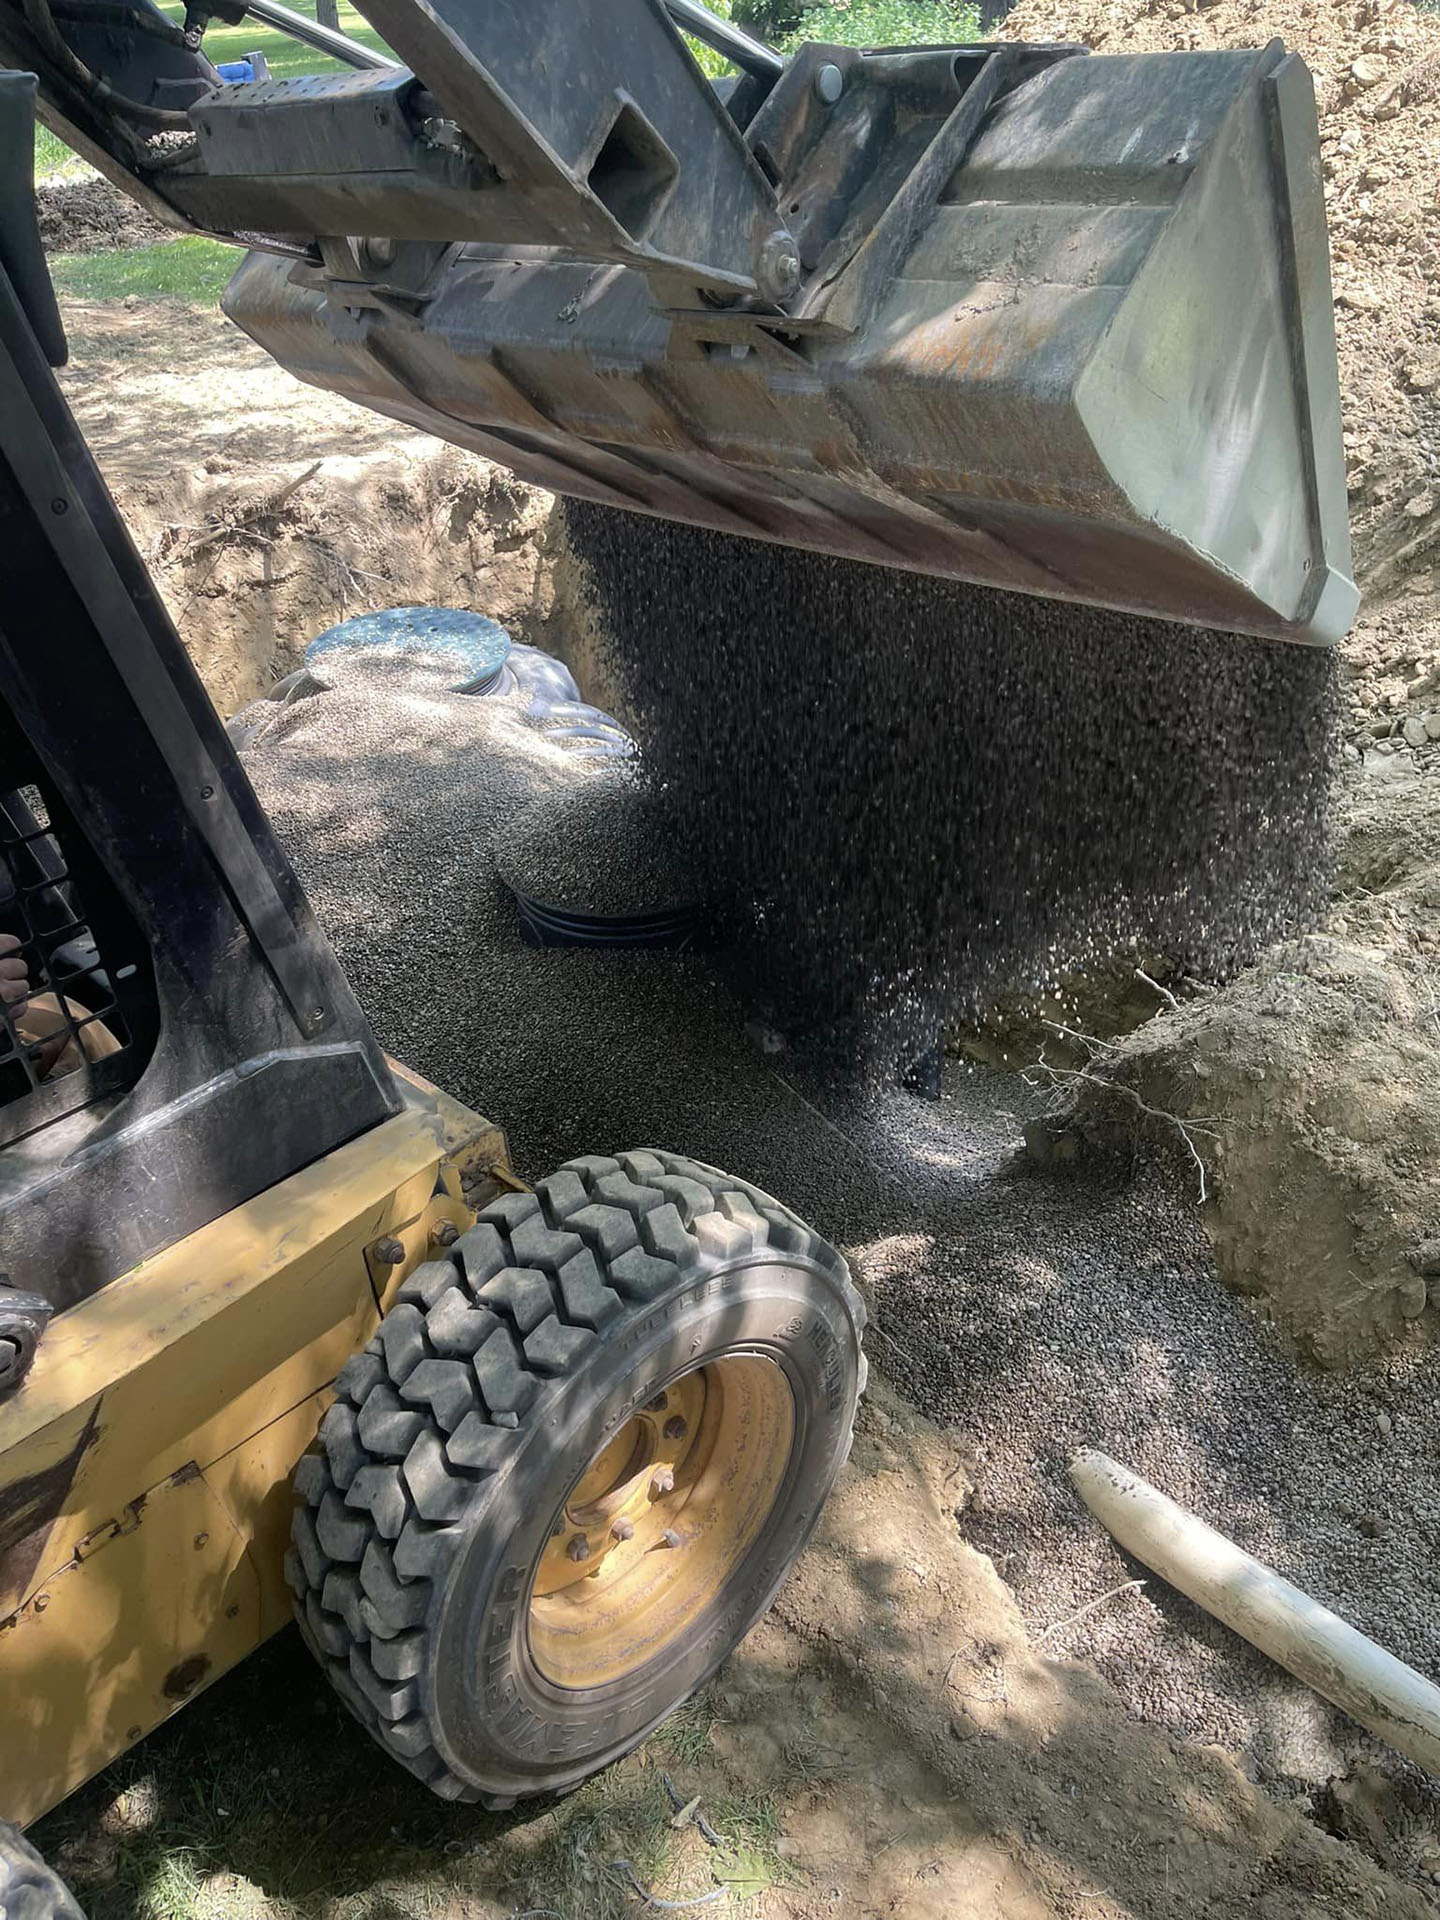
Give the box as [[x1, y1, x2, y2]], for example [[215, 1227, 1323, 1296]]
[[224, 42, 1354, 644]]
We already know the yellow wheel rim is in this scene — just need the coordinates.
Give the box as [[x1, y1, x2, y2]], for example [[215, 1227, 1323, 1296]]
[[528, 1353, 796, 1690]]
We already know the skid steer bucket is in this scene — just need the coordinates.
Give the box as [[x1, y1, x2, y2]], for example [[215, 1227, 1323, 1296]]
[[219, 36, 1353, 645]]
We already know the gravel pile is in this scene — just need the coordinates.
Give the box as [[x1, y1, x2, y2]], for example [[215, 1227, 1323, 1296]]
[[240, 672, 892, 1237], [562, 506, 1339, 1065], [495, 766, 698, 915]]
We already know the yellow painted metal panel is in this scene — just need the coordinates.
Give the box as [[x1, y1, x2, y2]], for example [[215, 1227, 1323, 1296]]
[[0, 1108, 449, 1615], [0, 1083, 513, 1826], [204, 1390, 333, 1641], [0, 1467, 261, 1827]]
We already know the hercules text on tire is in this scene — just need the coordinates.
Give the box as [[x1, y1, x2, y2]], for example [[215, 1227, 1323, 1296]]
[[287, 1150, 866, 1805]]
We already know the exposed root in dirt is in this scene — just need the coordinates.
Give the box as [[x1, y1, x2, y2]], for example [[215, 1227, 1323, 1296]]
[[1054, 931, 1440, 1368]]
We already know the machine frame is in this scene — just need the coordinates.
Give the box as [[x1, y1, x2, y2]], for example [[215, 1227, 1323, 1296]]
[[0, 93, 514, 1823]]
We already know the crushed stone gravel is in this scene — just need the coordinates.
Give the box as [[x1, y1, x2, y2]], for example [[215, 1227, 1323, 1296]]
[[494, 764, 697, 915], [560, 506, 1340, 1065]]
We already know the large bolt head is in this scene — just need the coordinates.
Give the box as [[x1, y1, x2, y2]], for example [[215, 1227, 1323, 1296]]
[[566, 1533, 591, 1563], [757, 232, 802, 303], [372, 1237, 406, 1267]]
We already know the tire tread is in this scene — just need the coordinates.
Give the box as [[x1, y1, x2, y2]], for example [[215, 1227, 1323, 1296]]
[[287, 1150, 862, 1804]]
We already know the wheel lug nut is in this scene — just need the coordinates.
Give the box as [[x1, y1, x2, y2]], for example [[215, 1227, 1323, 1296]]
[[611, 1517, 635, 1542], [566, 1533, 590, 1562], [659, 1528, 681, 1549], [663, 1415, 688, 1441], [646, 1392, 668, 1412], [650, 1467, 675, 1497]]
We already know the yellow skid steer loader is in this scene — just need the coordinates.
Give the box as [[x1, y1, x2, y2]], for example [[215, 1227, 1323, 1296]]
[[0, 0, 1351, 1895]]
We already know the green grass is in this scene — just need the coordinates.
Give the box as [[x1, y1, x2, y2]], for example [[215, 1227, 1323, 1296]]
[[47, 235, 238, 300], [689, 0, 983, 73], [779, 0, 983, 50], [34, 0, 393, 181], [156, 0, 393, 82], [35, 121, 90, 181]]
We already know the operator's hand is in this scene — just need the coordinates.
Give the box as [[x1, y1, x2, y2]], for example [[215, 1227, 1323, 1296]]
[[0, 933, 30, 1019]]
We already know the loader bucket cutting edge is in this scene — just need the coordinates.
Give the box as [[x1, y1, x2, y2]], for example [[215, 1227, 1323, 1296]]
[[219, 37, 1355, 646]]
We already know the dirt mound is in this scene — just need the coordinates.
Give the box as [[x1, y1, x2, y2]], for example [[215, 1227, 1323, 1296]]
[[36, 176, 167, 254], [57, 299, 555, 714], [1000, 0, 1440, 592], [1047, 924, 1440, 1366]]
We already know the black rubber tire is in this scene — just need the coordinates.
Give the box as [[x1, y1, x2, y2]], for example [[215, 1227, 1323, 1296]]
[[287, 1149, 865, 1807], [0, 1822, 85, 1920]]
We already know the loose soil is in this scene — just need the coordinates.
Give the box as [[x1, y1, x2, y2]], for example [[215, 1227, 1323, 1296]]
[[34, 1383, 1430, 1920], [36, 176, 168, 254], [54, 298, 555, 716]]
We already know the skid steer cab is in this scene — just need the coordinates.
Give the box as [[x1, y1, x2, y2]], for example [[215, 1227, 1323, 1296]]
[[0, 71, 864, 1892]]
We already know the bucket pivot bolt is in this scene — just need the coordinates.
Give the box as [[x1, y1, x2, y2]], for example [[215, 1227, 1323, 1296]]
[[758, 232, 802, 303]]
